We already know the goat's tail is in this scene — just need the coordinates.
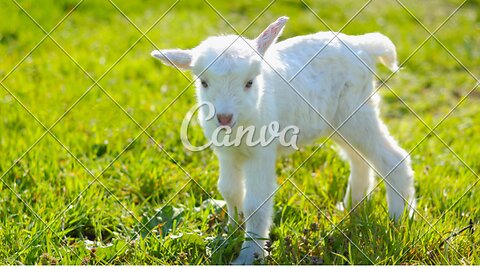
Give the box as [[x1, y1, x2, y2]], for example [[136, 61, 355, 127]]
[[357, 33, 399, 72]]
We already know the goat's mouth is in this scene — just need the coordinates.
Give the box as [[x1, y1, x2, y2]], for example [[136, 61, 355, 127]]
[[217, 121, 236, 128]]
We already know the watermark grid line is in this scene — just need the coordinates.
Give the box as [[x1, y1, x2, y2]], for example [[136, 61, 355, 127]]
[[394, 0, 479, 84], [0, 0, 85, 84], [106, 0, 192, 84], [291, 0, 471, 260], [5, 0, 249, 262]]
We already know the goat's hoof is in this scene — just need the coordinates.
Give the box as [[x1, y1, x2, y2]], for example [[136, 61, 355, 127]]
[[231, 248, 265, 265], [231, 252, 254, 265], [336, 201, 346, 211]]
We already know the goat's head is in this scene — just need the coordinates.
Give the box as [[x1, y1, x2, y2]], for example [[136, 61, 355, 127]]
[[151, 17, 288, 128]]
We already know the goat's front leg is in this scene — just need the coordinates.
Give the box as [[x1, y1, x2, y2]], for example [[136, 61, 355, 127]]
[[217, 154, 244, 227], [232, 150, 277, 265]]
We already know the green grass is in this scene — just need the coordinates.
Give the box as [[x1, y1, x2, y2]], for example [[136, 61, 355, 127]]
[[0, 0, 479, 265]]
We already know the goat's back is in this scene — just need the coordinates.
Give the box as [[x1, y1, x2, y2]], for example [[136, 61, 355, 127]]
[[260, 31, 394, 149]]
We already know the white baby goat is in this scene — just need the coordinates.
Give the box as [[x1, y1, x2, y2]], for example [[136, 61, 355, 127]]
[[151, 17, 415, 264]]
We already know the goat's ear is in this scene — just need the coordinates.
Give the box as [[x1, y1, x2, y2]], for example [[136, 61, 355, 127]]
[[254, 16, 289, 56], [151, 49, 192, 70]]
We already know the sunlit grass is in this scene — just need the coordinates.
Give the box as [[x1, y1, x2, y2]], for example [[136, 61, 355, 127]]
[[0, 0, 478, 265]]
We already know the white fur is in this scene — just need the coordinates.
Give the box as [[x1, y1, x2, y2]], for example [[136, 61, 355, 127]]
[[152, 17, 415, 265]]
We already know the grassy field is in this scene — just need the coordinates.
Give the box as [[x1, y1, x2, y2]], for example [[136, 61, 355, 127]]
[[0, 0, 479, 265]]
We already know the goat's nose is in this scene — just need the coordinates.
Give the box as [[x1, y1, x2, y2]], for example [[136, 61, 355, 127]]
[[217, 113, 233, 126]]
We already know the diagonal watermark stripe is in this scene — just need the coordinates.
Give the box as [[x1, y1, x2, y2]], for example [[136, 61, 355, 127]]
[[394, 0, 479, 84], [106, 176, 195, 264], [0, 0, 84, 84], [322, 10, 476, 262], [301, 0, 473, 213], [298, 0, 468, 216], [106, 0, 193, 84], [0, 79, 146, 240], [285, 180, 374, 264], [89, 4, 285, 261], [335, 0, 480, 185], [383, 0, 479, 178], [299, 0, 467, 102]]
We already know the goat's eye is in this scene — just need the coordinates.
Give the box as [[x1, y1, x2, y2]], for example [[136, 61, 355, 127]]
[[245, 80, 253, 89], [201, 80, 208, 88]]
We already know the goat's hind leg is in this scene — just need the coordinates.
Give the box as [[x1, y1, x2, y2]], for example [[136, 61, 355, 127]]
[[334, 139, 375, 210], [335, 109, 416, 220]]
